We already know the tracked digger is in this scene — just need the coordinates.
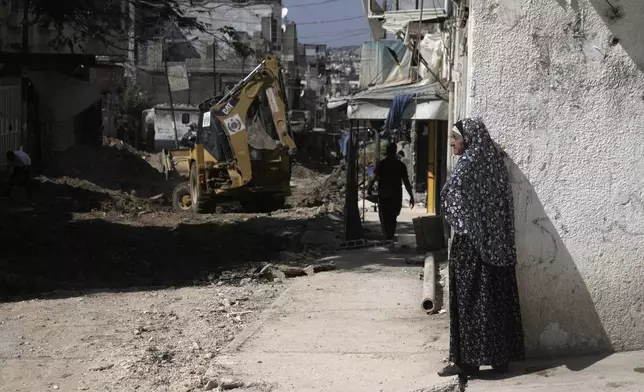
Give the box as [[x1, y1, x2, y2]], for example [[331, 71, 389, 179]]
[[164, 55, 297, 213]]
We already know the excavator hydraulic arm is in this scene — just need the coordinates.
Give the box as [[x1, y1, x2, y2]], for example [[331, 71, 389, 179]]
[[209, 55, 296, 187]]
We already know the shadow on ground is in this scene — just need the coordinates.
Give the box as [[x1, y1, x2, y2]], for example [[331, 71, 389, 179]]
[[0, 179, 335, 301], [471, 352, 612, 383]]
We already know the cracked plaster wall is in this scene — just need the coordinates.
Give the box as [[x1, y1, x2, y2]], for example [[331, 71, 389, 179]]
[[466, 0, 644, 355]]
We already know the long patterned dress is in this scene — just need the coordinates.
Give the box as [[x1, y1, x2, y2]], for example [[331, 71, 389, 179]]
[[441, 118, 525, 367]]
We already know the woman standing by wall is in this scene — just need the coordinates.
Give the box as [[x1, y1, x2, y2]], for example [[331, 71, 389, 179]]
[[438, 118, 525, 377]]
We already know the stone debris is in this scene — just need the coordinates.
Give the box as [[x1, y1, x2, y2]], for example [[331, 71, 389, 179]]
[[204, 379, 219, 390], [89, 363, 115, 372], [256, 262, 337, 281]]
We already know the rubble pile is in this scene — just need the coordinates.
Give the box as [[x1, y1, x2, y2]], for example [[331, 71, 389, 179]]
[[292, 164, 347, 208], [35, 175, 169, 216], [36, 138, 173, 214], [45, 137, 168, 198]]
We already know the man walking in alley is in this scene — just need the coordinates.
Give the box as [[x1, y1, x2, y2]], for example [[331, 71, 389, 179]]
[[4, 150, 32, 201], [368, 143, 414, 241]]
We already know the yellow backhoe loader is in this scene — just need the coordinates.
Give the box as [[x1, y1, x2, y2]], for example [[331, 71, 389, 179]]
[[163, 55, 297, 213]]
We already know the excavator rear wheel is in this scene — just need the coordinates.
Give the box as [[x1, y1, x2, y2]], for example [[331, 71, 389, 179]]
[[189, 162, 216, 214], [172, 182, 192, 213]]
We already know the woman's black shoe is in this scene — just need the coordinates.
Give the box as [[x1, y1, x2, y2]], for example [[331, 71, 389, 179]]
[[437, 363, 479, 377]]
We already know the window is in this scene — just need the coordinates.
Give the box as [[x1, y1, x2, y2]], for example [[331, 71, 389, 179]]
[[181, 113, 191, 125]]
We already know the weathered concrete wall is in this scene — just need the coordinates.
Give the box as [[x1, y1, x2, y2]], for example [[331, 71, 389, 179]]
[[187, 2, 281, 60], [466, 0, 644, 356]]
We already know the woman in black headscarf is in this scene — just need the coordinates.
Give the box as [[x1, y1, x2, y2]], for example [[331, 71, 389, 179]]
[[438, 118, 525, 377]]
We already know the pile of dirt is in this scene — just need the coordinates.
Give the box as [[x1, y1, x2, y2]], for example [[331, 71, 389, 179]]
[[33, 137, 176, 215], [291, 164, 347, 208], [34, 176, 170, 216], [45, 137, 169, 199], [291, 163, 321, 181]]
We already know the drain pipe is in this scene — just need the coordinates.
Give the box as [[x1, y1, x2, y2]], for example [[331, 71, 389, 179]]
[[421, 253, 438, 314]]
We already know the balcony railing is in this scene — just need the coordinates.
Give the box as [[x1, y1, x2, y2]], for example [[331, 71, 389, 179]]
[[367, 0, 450, 21]]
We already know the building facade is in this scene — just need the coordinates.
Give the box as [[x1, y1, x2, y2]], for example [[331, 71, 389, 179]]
[[461, 0, 644, 355], [136, 0, 283, 105], [346, 2, 451, 214], [0, 1, 127, 166]]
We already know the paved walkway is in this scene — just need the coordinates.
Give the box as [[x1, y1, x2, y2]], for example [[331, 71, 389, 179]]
[[217, 247, 458, 392], [217, 205, 644, 391]]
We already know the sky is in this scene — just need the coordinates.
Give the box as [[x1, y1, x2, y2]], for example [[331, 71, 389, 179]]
[[282, 0, 371, 47]]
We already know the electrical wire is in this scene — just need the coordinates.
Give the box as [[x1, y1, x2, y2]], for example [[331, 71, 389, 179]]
[[314, 31, 371, 45], [286, 0, 340, 8], [297, 28, 370, 40], [296, 15, 364, 25]]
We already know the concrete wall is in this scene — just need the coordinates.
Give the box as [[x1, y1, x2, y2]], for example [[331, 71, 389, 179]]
[[183, 1, 281, 62], [137, 71, 248, 106], [466, 0, 644, 356]]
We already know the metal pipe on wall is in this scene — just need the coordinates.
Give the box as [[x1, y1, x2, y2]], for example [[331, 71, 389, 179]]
[[421, 253, 438, 314]]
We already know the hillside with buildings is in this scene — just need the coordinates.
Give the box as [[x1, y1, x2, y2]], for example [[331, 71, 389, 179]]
[[327, 45, 361, 98]]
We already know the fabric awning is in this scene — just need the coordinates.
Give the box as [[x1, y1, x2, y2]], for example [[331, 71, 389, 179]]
[[326, 99, 348, 110], [347, 100, 448, 121]]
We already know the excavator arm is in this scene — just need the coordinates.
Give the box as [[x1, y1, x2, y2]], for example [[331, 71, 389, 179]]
[[209, 55, 296, 187]]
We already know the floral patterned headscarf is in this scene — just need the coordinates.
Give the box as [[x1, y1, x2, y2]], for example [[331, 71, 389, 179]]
[[440, 118, 517, 267]]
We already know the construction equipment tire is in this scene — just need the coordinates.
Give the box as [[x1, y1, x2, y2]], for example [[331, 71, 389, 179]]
[[172, 182, 192, 213]]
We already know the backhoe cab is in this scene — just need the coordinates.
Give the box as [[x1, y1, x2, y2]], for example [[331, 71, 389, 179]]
[[167, 55, 297, 213]]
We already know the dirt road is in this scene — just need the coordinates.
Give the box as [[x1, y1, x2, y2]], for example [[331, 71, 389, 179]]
[[0, 282, 283, 392], [0, 140, 355, 391], [0, 140, 345, 299]]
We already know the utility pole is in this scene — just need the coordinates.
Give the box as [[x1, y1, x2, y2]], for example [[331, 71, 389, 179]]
[[163, 36, 179, 148], [127, 1, 136, 82], [20, 0, 30, 153]]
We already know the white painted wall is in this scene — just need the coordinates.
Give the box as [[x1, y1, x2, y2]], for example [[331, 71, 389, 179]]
[[466, 0, 644, 356]]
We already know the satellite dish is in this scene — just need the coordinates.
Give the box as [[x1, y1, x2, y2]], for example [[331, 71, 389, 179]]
[[282, 24, 286, 32], [282, 7, 288, 18]]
